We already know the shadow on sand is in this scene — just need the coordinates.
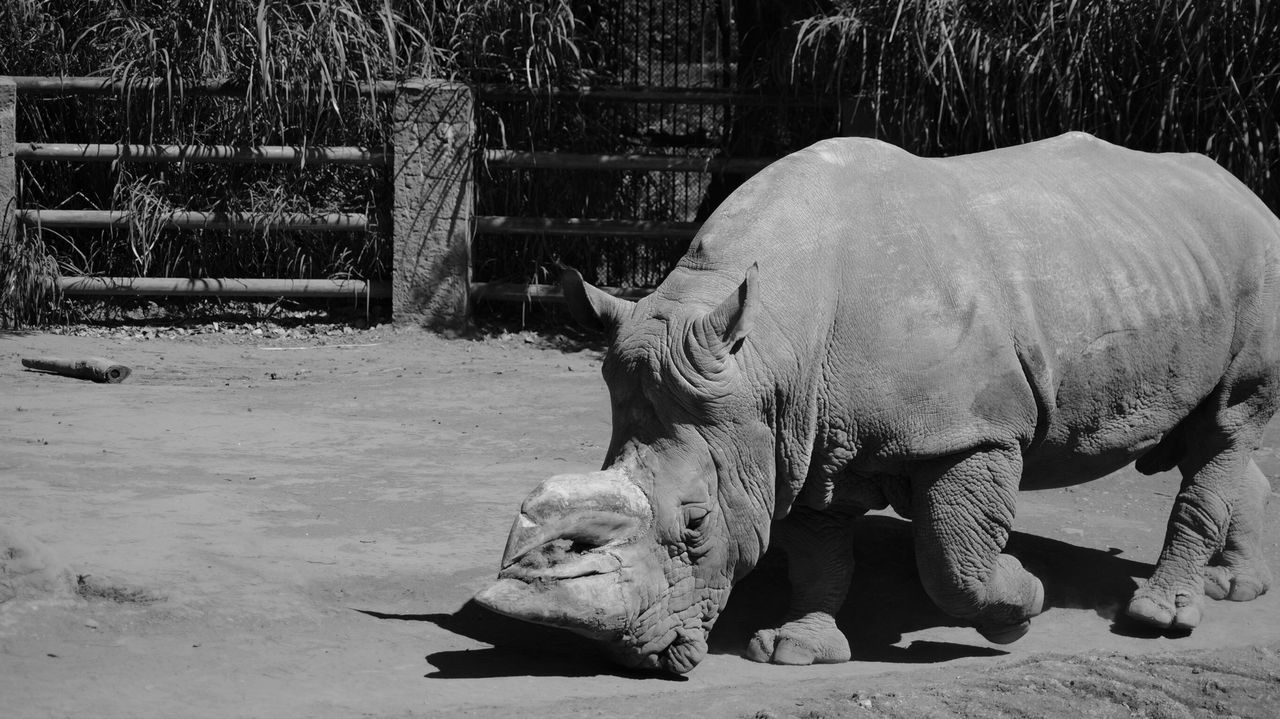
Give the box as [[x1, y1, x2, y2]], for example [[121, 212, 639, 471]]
[[361, 604, 674, 680], [713, 515, 1156, 663], [376, 515, 1156, 679]]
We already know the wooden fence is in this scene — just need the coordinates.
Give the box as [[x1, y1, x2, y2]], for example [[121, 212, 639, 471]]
[[2, 75, 784, 327], [2, 75, 471, 331]]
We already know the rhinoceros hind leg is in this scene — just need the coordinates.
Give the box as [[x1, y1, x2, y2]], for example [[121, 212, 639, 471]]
[[1127, 395, 1272, 630], [1203, 459, 1273, 601], [912, 446, 1045, 641], [744, 507, 857, 665]]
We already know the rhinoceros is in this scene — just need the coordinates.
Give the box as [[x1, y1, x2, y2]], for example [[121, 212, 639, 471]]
[[475, 132, 1280, 674]]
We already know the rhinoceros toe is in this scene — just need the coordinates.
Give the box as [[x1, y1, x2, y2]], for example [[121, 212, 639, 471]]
[[1203, 563, 1271, 602], [745, 613, 851, 665], [976, 619, 1031, 645], [1126, 585, 1204, 630]]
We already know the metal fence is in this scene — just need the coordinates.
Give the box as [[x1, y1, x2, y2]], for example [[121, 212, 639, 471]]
[[468, 0, 843, 304]]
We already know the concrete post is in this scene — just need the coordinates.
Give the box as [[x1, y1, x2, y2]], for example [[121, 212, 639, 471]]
[[389, 80, 473, 333], [0, 78, 16, 328], [0, 77, 15, 258]]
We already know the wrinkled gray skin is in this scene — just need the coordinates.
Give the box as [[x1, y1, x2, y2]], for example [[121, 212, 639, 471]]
[[475, 133, 1280, 674]]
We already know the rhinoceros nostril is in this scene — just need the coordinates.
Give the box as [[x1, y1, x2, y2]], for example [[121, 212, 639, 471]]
[[502, 509, 643, 569], [503, 536, 624, 581], [516, 530, 616, 571]]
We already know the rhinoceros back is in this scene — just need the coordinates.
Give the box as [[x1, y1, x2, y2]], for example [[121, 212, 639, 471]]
[[660, 132, 1280, 484]]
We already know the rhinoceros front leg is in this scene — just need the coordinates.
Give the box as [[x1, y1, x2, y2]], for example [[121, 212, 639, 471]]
[[745, 506, 859, 665], [912, 445, 1045, 643]]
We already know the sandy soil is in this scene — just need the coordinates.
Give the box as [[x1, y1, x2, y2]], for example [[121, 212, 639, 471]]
[[2, 326, 1279, 718]]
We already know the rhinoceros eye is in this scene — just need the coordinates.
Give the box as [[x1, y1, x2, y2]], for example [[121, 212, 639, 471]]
[[683, 505, 710, 536]]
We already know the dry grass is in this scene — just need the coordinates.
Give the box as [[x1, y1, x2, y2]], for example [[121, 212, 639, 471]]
[[789, 0, 1279, 210]]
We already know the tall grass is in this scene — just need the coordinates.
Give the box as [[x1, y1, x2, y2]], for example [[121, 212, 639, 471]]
[[788, 0, 1280, 210], [0, 218, 60, 329]]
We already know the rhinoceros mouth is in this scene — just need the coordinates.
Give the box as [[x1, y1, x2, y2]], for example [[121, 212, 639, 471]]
[[474, 564, 633, 643]]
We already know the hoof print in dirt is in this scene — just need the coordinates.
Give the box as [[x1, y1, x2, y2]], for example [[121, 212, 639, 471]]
[[75, 574, 165, 605], [0, 527, 69, 602]]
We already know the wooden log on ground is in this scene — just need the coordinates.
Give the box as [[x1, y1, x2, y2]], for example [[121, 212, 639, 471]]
[[21, 357, 132, 383]]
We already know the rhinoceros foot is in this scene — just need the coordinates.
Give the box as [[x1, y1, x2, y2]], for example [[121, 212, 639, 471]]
[[1125, 585, 1203, 630], [1203, 462, 1273, 602], [1203, 558, 1272, 602], [745, 612, 851, 665], [975, 619, 1031, 645]]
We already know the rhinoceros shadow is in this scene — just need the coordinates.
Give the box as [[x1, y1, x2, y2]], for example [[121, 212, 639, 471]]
[[711, 514, 1155, 663], [401, 515, 1153, 678], [368, 604, 660, 680]]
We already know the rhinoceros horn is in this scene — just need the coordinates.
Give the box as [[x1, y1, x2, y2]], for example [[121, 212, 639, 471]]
[[474, 470, 654, 640]]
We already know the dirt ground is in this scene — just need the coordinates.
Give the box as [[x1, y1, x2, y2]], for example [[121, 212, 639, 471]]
[[3, 325, 1280, 718]]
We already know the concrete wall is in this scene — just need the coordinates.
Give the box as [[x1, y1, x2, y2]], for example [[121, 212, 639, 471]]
[[390, 80, 474, 334]]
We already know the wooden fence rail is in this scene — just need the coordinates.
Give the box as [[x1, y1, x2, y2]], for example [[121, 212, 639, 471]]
[[484, 149, 772, 174], [474, 83, 847, 107], [473, 216, 700, 239], [471, 282, 650, 303], [58, 277, 390, 299], [17, 142, 387, 166], [12, 75, 399, 97], [18, 209, 369, 232]]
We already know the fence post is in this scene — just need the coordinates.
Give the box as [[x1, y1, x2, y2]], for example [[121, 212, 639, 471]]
[[390, 80, 473, 333], [0, 77, 16, 328], [0, 77, 15, 262]]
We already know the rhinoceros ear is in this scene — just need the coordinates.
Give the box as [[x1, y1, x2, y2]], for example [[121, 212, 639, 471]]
[[561, 266, 635, 333], [696, 262, 760, 358]]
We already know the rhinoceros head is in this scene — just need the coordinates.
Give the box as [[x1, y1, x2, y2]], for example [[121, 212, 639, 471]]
[[475, 264, 775, 674]]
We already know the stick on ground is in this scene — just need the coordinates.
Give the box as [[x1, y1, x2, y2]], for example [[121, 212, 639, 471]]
[[21, 357, 132, 383]]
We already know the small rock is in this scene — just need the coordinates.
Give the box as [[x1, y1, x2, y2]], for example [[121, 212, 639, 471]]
[[84, 618, 99, 629]]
